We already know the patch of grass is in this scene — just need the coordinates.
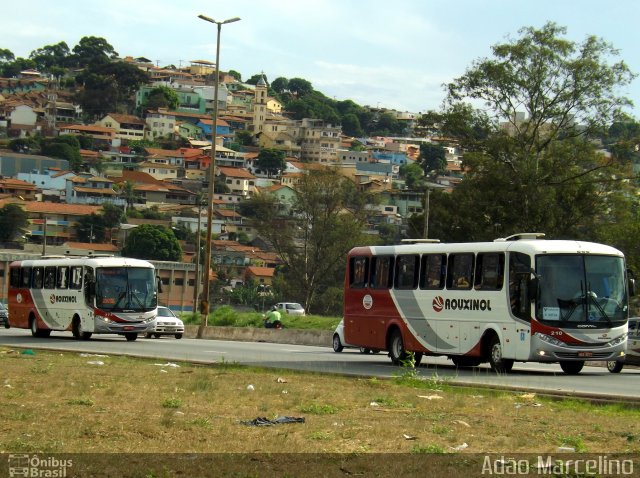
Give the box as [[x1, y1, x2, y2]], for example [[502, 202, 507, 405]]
[[188, 417, 212, 428], [298, 403, 339, 415], [411, 443, 446, 454], [371, 396, 414, 409], [557, 433, 587, 452], [66, 398, 94, 406], [308, 431, 332, 441], [162, 398, 182, 409]]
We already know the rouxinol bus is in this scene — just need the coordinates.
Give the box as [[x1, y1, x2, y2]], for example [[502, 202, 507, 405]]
[[8, 256, 159, 341], [343, 233, 634, 374]]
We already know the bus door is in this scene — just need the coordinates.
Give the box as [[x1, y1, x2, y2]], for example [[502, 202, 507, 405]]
[[508, 252, 533, 360]]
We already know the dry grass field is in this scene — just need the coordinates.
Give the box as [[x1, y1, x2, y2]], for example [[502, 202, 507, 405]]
[[1, 346, 639, 476]]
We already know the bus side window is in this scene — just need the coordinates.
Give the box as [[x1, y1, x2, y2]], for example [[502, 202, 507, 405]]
[[420, 254, 446, 289], [44, 266, 56, 289], [395, 255, 419, 290], [57, 266, 69, 289], [21, 267, 32, 288], [474, 253, 505, 291], [349, 256, 369, 289], [447, 253, 474, 290], [370, 256, 394, 289], [32, 267, 44, 289], [9, 267, 21, 288], [509, 252, 531, 319], [70, 266, 83, 290]]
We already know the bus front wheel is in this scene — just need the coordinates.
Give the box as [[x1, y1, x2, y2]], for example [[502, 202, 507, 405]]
[[125, 333, 138, 342], [606, 360, 624, 373], [560, 360, 584, 375], [72, 317, 92, 340], [488, 336, 513, 373]]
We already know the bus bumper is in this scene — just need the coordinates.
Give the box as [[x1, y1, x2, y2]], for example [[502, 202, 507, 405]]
[[530, 332, 626, 362]]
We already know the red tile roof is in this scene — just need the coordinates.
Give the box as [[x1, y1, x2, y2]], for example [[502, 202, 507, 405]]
[[217, 166, 255, 179], [245, 266, 275, 278], [104, 113, 145, 125], [64, 242, 119, 252], [25, 201, 102, 215]]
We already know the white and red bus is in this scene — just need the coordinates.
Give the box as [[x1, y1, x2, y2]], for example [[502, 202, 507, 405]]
[[344, 233, 633, 374], [8, 256, 159, 341]]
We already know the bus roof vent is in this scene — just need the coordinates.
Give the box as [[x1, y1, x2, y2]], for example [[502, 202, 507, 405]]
[[495, 233, 546, 242], [400, 238, 441, 244], [40, 255, 67, 259]]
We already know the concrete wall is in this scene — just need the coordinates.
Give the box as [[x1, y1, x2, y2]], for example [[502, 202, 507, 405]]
[[184, 325, 333, 347]]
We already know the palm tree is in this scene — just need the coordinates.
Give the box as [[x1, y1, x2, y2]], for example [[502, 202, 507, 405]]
[[115, 180, 139, 213]]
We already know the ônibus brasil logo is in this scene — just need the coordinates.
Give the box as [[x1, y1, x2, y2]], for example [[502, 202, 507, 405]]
[[432, 296, 492, 313]]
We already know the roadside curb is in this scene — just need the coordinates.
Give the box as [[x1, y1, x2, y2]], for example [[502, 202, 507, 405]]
[[184, 325, 333, 347]]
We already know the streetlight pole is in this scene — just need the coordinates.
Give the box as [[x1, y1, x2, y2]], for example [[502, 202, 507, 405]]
[[197, 13, 241, 338], [193, 199, 203, 311]]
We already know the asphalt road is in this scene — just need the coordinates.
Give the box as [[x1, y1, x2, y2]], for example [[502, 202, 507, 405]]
[[0, 328, 637, 401]]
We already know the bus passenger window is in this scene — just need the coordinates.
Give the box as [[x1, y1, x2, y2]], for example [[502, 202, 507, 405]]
[[395, 255, 419, 290], [9, 267, 21, 288], [44, 266, 56, 289], [20, 267, 31, 288], [370, 256, 393, 289], [32, 267, 44, 289], [350, 257, 369, 289], [70, 267, 83, 289], [57, 266, 69, 289], [474, 253, 504, 291], [420, 254, 446, 289], [447, 253, 474, 290]]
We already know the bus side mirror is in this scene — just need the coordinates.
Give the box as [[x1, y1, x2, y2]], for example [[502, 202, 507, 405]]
[[527, 277, 539, 302], [157, 278, 163, 293], [629, 278, 636, 297]]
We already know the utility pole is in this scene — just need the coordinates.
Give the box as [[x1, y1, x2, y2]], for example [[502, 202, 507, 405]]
[[42, 216, 47, 256], [192, 198, 203, 311], [423, 186, 431, 239]]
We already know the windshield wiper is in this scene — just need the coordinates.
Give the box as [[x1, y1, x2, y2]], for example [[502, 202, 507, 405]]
[[587, 282, 612, 327]]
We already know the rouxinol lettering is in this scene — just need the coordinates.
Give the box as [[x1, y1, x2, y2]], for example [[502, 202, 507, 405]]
[[55, 296, 77, 303], [444, 298, 492, 311]]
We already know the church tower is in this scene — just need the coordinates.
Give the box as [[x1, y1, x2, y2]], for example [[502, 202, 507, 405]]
[[252, 74, 267, 133]]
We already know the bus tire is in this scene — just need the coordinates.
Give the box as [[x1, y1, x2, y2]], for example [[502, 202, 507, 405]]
[[125, 333, 138, 342], [29, 315, 50, 338], [72, 316, 92, 340], [606, 360, 624, 373], [332, 334, 344, 353], [175, 333, 183, 339], [359, 347, 371, 354], [488, 335, 513, 373], [389, 329, 407, 365], [559, 360, 584, 375]]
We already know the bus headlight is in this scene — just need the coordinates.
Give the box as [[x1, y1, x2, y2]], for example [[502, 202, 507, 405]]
[[607, 335, 626, 347], [534, 332, 563, 347], [143, 316, 156, 323]]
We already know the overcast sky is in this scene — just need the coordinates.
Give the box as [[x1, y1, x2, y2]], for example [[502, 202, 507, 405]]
[[3, 0, 640, 116]]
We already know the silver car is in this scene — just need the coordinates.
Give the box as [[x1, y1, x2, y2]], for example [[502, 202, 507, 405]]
[[274, 302, 306, 316], [0, 302, 8, 329], [146, 306, 185, 339], [607, 317, 640, 373]]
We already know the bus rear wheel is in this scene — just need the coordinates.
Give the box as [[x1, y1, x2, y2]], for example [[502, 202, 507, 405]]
[[488, 336, 513, 373], [388, 330, 422, 366], [332, 334, 344, 352], [559, 360, 584, 375]]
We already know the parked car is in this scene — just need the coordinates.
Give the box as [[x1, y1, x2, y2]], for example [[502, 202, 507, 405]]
[[607, 317, 640, 373], [274, 302, 306, 316], [332, 319, 380, 354], [146, 306, 184, 339], [0, 302, 8, 329]]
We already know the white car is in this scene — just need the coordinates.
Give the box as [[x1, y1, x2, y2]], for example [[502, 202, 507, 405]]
[[332, 319, 380, 354], [146, 306, 185, 339], [274, 302, 306, 316], [607, 317, 640, 373]]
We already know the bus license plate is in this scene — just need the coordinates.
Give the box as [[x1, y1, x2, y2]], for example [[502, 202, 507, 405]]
[[578, 352, 593, 357], [124, 326, 134, 331]]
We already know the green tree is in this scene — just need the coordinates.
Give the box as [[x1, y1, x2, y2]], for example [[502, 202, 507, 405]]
[[256, 148, 286, 178], [287, 77, 313, 97], [432, 22, 635, 243], [40, 136, 82, 172], [399, 162, 425, 189], [246, 73, 266, 85], [71, 36, 118, 67], [228, 69, 242, 81], [419, 143, 447, 176], [244, 168, 372, 312], [76, 213, 106, 243], [121, 224, 182, 261], [115, 180, 140, 212], [0, 57, 36, 77], [0, 204, 28, 243], [235, 130, 253, 146], [29, 41, 70, 71], [0, 48, 15, 62], [142, 86, 179, 111], [341, 113, 364, 137], [271, 77, 289, 94]]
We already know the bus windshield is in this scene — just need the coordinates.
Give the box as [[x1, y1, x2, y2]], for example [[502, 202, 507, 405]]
[[536, 254, 627, 326], [95, 267, 157, 312]]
